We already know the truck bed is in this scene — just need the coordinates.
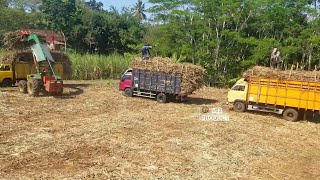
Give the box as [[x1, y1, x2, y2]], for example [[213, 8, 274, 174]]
[[248, 77, 320, 111], [132, 69, 181, 95], [14, 62, 64, 79]]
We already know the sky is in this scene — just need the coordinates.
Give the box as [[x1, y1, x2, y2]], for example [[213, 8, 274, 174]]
[[99, 0, 149, 11]]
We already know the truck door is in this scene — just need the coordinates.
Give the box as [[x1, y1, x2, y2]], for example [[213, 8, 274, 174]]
[[119, 70, 132, 90], [228, 84, 247, 104], [0, 64, 13, 83]]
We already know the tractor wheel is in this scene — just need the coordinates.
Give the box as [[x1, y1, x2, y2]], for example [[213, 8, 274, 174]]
[[27, 78, 40, 97], [156, 93, 168, 103], [124, 88, 133, 97], [283, 108, 299, 122], [233, 101, 246, 112], [1, 78, 12, 87], [18, 80, 27, 93]]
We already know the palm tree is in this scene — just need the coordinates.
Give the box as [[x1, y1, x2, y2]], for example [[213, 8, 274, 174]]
[[133, 0, 147, 21]]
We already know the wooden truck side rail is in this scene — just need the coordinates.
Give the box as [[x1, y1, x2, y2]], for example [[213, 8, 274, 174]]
[[248, 77, 320, 112], [132, 69, 182, 95], [128, 69, 183, 103]]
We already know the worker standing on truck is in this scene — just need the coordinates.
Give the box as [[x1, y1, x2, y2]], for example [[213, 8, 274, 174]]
[[270, 48, 277, 68], [275, 50, 282, 69], [141, 45, 152, 60], [270, 48, 282, 69], [49, 35, 55, 51]]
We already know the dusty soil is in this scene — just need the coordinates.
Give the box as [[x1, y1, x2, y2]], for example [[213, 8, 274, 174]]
[[0, 80, 319, 179]]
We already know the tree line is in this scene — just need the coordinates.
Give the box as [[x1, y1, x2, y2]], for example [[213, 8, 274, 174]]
[[0, 0, 146, 54], [1, 0, 320, 83]]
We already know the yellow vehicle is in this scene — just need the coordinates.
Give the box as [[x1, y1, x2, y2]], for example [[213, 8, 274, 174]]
[[0, 62, 64, 87], [227, 77, 320, 121]]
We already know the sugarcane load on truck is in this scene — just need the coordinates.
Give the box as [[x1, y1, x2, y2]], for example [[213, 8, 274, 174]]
[[228, 66, 320, 122], [0, 30, 64, 96]]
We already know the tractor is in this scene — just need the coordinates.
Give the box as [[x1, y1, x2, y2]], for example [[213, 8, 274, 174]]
[[18, 32, 63, 96]]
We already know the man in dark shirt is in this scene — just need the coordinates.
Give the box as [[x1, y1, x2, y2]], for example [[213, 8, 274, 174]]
[[141, 45, 152, 60]]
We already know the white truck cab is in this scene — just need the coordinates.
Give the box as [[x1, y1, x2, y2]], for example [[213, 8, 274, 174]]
[[227, 78, 248, 106]]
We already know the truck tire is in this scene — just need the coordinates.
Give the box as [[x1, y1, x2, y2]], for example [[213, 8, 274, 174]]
[[1, 78, 12, 87], [27, 78, 40, 97], [283, 108, 299, 122], [233, 101, 246, 112], [156, 93, 168, 103], [18, 80, 27, 93], [124, 88, 133, 97]]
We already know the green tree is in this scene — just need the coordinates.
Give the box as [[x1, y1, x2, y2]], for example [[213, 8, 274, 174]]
[[133, 0, 147, 22], [147, 0, 318, 84], [85, 0, 103, 11], [40, 0, 78, 33]]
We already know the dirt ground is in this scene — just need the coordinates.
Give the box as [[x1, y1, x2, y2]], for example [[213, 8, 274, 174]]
[[0, 80, 319, 179]]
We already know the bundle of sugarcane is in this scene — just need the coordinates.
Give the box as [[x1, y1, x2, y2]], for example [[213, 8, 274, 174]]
[[131, 57, 206, 96], [3, 30, 47, 50], [0, 50, 72, 79], [51, 51, 73, 79], [243, 66, 320, 82]]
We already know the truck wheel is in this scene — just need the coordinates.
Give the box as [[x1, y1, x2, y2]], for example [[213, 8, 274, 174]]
[[1, 78, 12, 87], [124, 88, 133, 97], [27, 78, 40, 97], [283, 108, 299, 122], [233, 101, 246, 112], [156, 93, 167, 103], [18, 80, 27, 93]]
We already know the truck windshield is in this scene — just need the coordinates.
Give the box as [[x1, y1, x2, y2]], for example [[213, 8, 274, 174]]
[[231, 85, 245, 91], [0, 65, 10, 71], [121, 74, 132, 81]]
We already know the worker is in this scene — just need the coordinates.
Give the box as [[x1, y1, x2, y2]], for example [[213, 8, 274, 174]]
[[270, 48, 277, 68], [275, 50, 282, 69], [141, 45, 152, 60], [49, 35, 55, 51]]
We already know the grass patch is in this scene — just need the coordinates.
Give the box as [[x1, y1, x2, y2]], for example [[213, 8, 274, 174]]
[[68, 53, 131, 80]]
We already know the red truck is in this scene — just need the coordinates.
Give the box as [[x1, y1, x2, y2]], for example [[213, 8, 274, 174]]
[[119, 69, 183, 103]]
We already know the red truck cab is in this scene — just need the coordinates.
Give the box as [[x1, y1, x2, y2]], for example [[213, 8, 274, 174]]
[[119, 69, 133, 96]]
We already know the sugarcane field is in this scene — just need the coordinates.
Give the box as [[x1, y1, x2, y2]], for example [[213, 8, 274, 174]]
[[2, 0, 320, 179]]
